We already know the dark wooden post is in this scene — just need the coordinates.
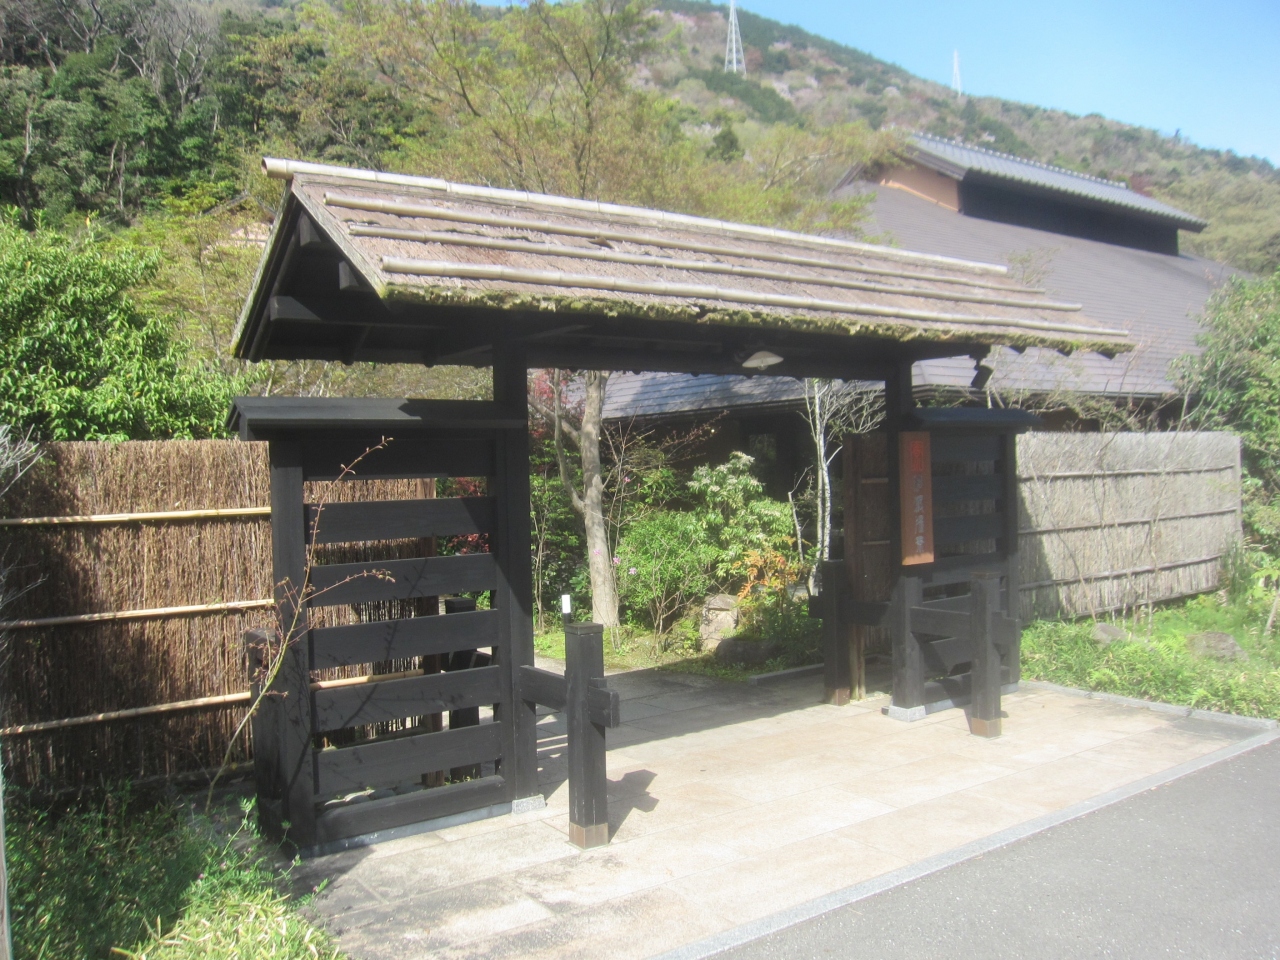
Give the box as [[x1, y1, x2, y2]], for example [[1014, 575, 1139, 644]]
[[968, 574, 1002, 737], [887, 575, 925, 721], [267, 440, 316, 845], [821, 559, 851, 705], [565, 622, 609, 849], [492, 340, 540, 806], [1001, 432, 1023, 686]]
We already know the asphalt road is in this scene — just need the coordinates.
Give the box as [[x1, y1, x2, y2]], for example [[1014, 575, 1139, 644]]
[[717, 733, 1280, 960]]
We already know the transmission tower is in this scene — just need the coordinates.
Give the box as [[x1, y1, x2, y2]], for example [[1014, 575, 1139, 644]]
[[951, 49, 962, 98], [724, 0, 745, 75]]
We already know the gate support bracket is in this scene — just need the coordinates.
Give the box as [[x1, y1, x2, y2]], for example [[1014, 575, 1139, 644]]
[[518, 623, 620, 849]]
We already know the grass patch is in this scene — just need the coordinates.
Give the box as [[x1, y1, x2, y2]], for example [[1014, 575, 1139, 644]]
[[1021, 592, 1280, 719], [6, 789, 340, 960]]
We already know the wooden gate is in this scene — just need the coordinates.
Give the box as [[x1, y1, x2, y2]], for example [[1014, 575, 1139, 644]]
[[233, 398, 538, 850], [823, 408, 1037, 733]]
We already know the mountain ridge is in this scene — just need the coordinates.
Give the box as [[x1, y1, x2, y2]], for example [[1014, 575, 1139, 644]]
[[645, 0, 1280, 271]]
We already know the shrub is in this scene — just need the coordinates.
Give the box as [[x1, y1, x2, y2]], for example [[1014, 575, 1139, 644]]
[[0, 215, 239, 441], [616, 510, 718, 634]]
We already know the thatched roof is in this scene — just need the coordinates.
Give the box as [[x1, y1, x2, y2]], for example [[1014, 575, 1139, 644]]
[[233, 158, 1131, 371]]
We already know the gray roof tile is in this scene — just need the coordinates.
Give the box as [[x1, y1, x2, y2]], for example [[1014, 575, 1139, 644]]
[[909, 134, 1207, 230]]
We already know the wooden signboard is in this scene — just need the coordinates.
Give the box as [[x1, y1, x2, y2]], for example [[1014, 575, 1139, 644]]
[[899, 432, 934, 565]]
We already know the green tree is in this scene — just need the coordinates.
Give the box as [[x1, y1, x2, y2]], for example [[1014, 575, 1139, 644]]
[[1180, 269, 1280, 545], [0, 214, 239, 440]]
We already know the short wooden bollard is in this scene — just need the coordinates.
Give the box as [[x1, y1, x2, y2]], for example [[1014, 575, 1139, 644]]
[[968, 574, 1002, 738], [566, 622, 611, 849]]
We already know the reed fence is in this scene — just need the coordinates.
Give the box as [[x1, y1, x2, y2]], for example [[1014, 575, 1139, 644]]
[[0, 432, 1243, 791], [1017, 431, 1242, 620]]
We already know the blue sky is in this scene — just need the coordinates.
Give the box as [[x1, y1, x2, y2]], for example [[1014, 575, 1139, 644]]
[[738, 0, 1280, 164]]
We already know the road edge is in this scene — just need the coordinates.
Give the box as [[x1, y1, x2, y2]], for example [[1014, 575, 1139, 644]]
[[648, 723, 1280, 960]]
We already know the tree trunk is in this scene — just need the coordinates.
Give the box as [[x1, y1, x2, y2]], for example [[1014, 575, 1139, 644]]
[[579, 372, 619, 626]]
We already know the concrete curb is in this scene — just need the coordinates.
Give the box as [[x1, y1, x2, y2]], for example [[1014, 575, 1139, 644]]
[[747, 663, 823, 685], [1018, 679, 1279, 730], [648, 720, 1280, 960]]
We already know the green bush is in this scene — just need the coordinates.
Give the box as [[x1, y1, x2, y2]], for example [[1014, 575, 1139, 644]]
[[0, 215, 239, 441], [6, 790, 340, 960], [1179, 269, 1280, 547], [1022, 617, 1280, 719], [616, 510, 718, 634]]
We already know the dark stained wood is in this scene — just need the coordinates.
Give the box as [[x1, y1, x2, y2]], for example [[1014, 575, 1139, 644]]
[[308, 554, 497, 606], [492, 339, 539, 800], [820, 559, 852, 705], [299, 438, 495, 481], [843, 431, 893, 677], [932, 474, 1004, 503], [313, 665, 502, 732], [909, 606, 970, 640], [232, 397, 526, 436], [931, 434, 1001, 463], [920, 634, 972, 676], [566, 623, 609, 847], [519, 665, 566, 711], [890, 576, 925, 710], [307, 497, 494, 545], [312, 776, 510, 846], [267, 441, 317, 845], [314, 722, 503, 796], [1002, 432, 1024, 684], [968, 574, 1003, 737], [933, 513, 1003, 546], [311, 609, 501, 669]]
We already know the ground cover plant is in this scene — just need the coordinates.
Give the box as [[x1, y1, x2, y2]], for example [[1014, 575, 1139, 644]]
[[6, 789, 340, 960], [1021, 552, 1280, 719]]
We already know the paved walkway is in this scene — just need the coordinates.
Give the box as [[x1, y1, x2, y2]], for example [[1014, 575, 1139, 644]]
[[295, 667, 1258, 960], [712, 736, 1280, 960]]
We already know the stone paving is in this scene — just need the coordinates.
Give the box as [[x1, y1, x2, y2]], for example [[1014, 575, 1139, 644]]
[[295, 666, 1254, 960]]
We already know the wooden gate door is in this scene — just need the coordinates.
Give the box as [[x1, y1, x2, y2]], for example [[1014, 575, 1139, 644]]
[[233, 398, 537, 851]]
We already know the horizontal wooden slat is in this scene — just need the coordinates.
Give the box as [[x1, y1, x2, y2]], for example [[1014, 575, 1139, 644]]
[[921, 635, 971, 675], [301, 437, 494, 481], [910, 606, 970, 639], [519, 665, 566, 711], [314, 665, 502, 732], [934, 513, 1003, 545], [922, 668, 1015, 707], [313, 775, 510, 847], [308, 497, 495, 544], [315, 721, 502, 795], [931, 435, 1001, 464], [311, 609, 501, 668], [931, 474, 1003, 503], [308, 554, 496, 606], [925, 554, 1006, 578], [920, 593, 970, 612]]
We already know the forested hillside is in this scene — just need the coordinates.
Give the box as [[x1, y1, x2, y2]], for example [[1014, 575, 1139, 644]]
[[647, 1, 1280, 274], [0, 0, 1275, 403]]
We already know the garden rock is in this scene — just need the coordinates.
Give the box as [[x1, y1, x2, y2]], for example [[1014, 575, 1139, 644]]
[[714, 638, 781, 665], [700, 594, 740, 648], [1188, 631, 1247, 661], [1091, 622, 1130, 646]]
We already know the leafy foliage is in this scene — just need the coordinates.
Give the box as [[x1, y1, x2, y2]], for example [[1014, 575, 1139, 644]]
[[687, 452, 796, 579], [615, 453, 800, 634], [6, 791, 340, 960], [616, 510, 718, 634], [1021, 588, 1280, 720], [0, 215, 238, 440], [1179, 269, 1280, 545]]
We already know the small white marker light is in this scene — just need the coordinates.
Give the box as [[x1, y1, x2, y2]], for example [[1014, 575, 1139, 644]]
[[561, 594, 572, 615]]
